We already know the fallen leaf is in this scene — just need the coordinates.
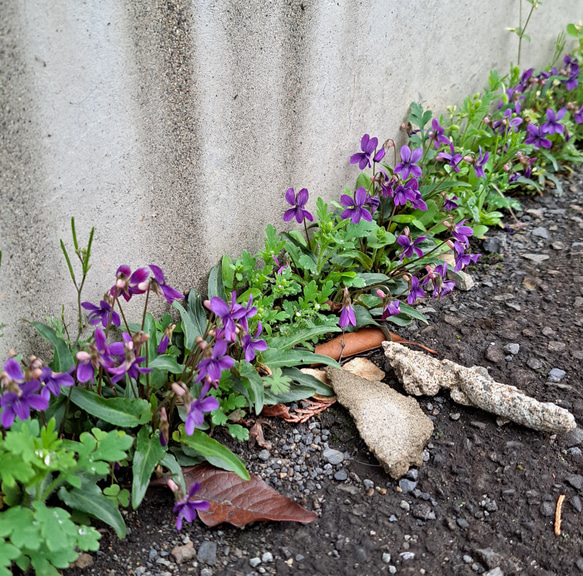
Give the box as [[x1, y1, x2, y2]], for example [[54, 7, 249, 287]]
[[182, 463, 317, 527], [314, 327, 436, 360], [249, 419, 272, 450], [261, 403, 292, 418], [342, 357, 385, 381]]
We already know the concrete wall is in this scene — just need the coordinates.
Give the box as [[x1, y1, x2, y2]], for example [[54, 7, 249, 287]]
[[1, 0, 581, 359]]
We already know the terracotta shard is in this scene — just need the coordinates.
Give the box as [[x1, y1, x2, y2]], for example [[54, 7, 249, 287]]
[[182, 463, 317, 527]]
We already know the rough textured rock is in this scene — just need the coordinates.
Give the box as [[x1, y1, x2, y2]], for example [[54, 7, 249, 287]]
[[384, 342, 576, 433], [171, 542, 197, 564], [342, 357, 386, 381], [325, 367, 434, 478]]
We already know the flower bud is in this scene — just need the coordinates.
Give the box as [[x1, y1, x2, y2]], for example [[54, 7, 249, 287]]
[[463, 155, 473, 164], [171, 382, 186, 397], [30, 368, 42, 380], [76, 351, 91, 362], [167, 478, 179, 493], [8, 349, 16, 358], [137, 280, 149, 292]]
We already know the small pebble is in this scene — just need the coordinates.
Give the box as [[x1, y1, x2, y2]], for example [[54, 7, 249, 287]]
[[249, 557, 261, 568], [258, 449, 270, 461], [334, 469, 348, 481], [400, 500, 411, 512], [503, 343, 520, 355], [382, 553, 391, 564], [548, 368, 566, 382]]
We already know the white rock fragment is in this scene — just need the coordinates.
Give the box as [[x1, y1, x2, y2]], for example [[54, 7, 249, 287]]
[[383, 342, 576, 433]]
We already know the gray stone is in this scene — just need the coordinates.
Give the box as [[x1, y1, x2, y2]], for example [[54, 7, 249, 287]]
[[540, 501, 554, 517], [457, 518, 469, 529], [334, 469, 348, 481], [200, 569, 213, 576], [399, 479, 417, 493], [503, 343, 520, 355], [532, 226, 550, 239], [400, 500, 410, 512], [561, 427, 583, 448], [400, 552, 415, 561], [326, 367, 434, 479], [522, 253, 550, 264], [483, 236, 504, 253], [484, 345, 505, 364], [406, 468, 419, 481], [363, 478, 374, 489], [572, 496, 582, 513], [527, 357, 544, 370], [548, 368, 566, 382], [577, 558, 583, 572], [171, 542, 196, 564], [323, 448, 344, 465], [197, 541, 217, 566], [382, 552, 391, 564], [258, 449, 270, 461], [389, 566, 397, 574], [249, 557, 261, 568], [474, 548, 503, 570], [261, 552, 274, 563], [412, 503, 436, 520], [384, 342, 576, 433], [566, 474, 583, 491], [548, 341, 566, 353]]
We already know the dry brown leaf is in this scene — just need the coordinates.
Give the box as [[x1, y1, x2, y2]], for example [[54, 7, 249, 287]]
[[314, 327, 436, 360], [249, 419, 272, 450], [261, 403, 292, 418], [182, 463, 317, 527]]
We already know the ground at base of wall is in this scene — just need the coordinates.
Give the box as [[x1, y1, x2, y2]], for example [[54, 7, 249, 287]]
[[65, 168, 583, 576]]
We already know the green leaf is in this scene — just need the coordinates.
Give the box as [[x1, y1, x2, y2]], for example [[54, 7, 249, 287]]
[[265, 326, 341, 351], [391, 214, 416, 224], [132, 426, 166, 509], [187, 290, 209, 338], [208, 264, 227, 301], [57, 479, 126, 539], [238, 361, 265, 414], [29, 322, 74, 373], [355, 273, 390, 287], [174, 427, 249, 480], [261, 349, 341, 369], [160, 453, 186, 494], [351, 305, 379, 330], [472, 224, 489, 238], [70, 388, 151, 428], [173, 300, 198, 351], [32, 502, 78, 553], [567, 23, 578, 37], [90, 429, 134, 461], [222, 254, 235, 290], [545, 173, 563, 196], [282, 367, 334, 396], [149, 355, 185, 374], [399, 303, 429, 324]]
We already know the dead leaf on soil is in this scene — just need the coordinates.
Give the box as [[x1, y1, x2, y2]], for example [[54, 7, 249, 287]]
[[182, 463, 317, 527], [248, 419, 273, 450], [260, 396, 336, 423], [314, 327, 436, 361]]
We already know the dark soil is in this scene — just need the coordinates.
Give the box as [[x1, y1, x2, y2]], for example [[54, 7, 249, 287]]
[[67, 168, 583, 576]]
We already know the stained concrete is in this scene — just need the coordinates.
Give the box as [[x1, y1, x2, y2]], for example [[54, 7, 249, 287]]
[[1, 1, 582, 357]]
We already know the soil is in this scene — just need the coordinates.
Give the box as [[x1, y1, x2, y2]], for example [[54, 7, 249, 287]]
[[66, 167, 583, 576]]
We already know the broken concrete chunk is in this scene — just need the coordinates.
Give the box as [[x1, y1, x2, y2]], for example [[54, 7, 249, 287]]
[[383, 342, 576, 433], [326, 367, 433, 479]]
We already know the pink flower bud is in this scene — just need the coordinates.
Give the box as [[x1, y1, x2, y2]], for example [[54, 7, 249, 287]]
[[76, 351, 91, 362], [376, 289, 385, 299], [30, 368, 42, 380], [160, 407, 167, 422], [446, 239, 455, 250], [203, 299, 211, 311], [463, 156, 473, 164], [137, 280, 149, 292], [116, 279, 125, 289], [167, 478, 179, 492], [171, 382, 186, 397]]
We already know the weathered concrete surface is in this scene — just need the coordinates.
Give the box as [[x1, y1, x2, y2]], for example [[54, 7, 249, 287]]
[[1, 1, 582, 357], [384, 342, 576, 433], [326, 367, 433, 479]]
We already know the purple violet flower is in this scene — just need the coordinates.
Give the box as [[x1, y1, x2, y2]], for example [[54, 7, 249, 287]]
[[397, 235, 426, 260], [524, 124, 552, 150], [431, 263, 456, 299], [0, 380, 49, 429], [394, 146, 423, 180], [148, 265, 184, 304], [451, 219, 474, 247], [437, 141, 463, 172], [39, 367, 74, 401], [474, 146, 489, 179], [75, 327, 115, 384], [381, 300, 401, 319], [173, 482, 210, 530], [209, 292, 247, 342], [541, 108, 566, 135], [428, 118, 450, 149], [339, 303, 356, 329], [185, 393, 220, 435], [242, 323, 268, 363], [111, 266, 150, 302], [407, 277, 425, 305], [350, 134, 385, 170], [365, 194, 380, 215], [283, 188, 314, 224], [3, 358, 24, 383], [81, 300, 121, 328], [575, 106, 583, 124], [393, 179, 419, 207], [340, 187, 373, 224], [443, 195, 458, 211], [453, 241, 481, 273], [196, 339, 234, 385]]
